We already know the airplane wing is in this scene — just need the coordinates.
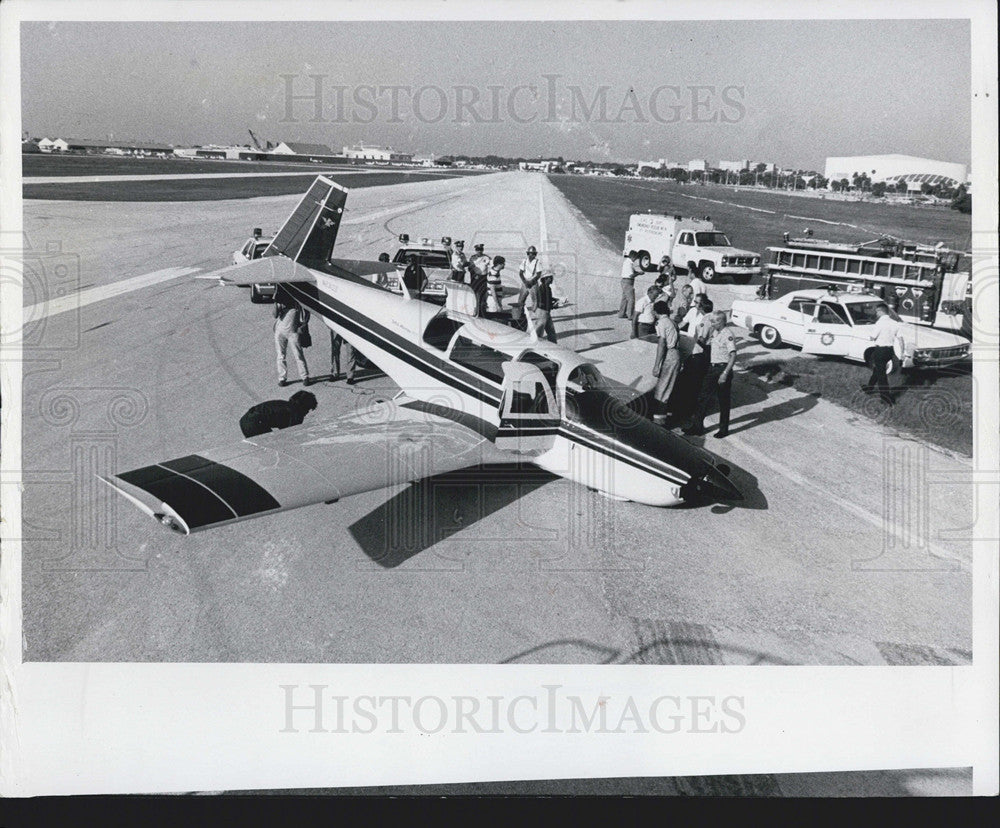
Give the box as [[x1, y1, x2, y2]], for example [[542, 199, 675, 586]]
[[100, 396, 511, 535]]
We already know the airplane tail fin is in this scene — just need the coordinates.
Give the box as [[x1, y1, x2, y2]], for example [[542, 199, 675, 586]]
[[263, 176, 347, 265]]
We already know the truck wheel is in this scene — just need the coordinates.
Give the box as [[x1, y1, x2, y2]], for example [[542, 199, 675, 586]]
[[731, 273, 752, 285], [759, 325, 782, 348], [699, 263, 716, 282], [637, 250, 652, 272]]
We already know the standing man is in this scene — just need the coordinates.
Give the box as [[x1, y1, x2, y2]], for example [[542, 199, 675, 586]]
[[651, 300, 681, 427], [329, 331, 358, 384], [485, 255, 506, 314], [516, 245, 541, 321], [683, 311, 737, 438], [449, 239, 469, 283], [632, 284, 662, 338], [655, 256, 677, 305], [688, 270, 708, 301], [402, 253, 427, 296], [671, 284, 695, 326], [618, 250, 641, 319], [468, 243, 491, 282], [533, 271, 558, 343], [863, 302, 902, 405], [274, 297, 312, 387]]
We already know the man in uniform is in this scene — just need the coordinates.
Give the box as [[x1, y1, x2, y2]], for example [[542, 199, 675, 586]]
[[683, 311, 737, 438], [402, 252, 427, 296], [863, 302, 902, 404], [239, 390, 318, 438], [449, 239, 469, 282], [468, 243, 491, 281]]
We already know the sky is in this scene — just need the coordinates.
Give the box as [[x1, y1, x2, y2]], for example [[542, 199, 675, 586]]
[[20, 19, 972, 169]]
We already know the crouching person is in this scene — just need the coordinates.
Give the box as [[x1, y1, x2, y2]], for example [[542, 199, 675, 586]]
[[240, 390, 318, 438]]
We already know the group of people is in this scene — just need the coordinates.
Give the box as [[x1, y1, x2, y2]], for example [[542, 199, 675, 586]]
[[624, 259, 737, 438], [273, 297, 359, 389]]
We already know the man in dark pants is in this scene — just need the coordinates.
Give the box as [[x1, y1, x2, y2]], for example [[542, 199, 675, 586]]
[[329, 330, 358, 384], [401, 253, 427, 297], [863, 302, 901, 405], [240, 390, 317, 438], [683, 311, 737, 438]]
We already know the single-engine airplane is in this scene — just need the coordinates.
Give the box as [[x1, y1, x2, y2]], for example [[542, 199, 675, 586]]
[[100, 177, 741, 535]]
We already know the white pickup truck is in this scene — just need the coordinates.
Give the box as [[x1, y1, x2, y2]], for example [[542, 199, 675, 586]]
[[624, 213, 761, 284]]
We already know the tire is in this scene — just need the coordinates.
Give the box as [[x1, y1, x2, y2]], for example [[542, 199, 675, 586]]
[[637, 250, 652, 272], [758, 325, 782, 348], [699, 262, 717, 282], [731, 273, 752, 285]]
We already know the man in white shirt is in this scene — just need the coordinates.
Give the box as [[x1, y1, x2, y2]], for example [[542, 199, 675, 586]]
[[688, 272, 708, 300], [618, 250, 641, 319], [515, 245, 541, 322], [863, 302, 902, 404], [632, 284, 662, 338], [449, 240, 469, 282]]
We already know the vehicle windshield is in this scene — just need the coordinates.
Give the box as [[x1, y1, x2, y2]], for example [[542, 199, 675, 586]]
[[695, 232, 731, 247], [845, 301, 882, 325], [253, 242, 271, 258], [393, 249, 450, 269]]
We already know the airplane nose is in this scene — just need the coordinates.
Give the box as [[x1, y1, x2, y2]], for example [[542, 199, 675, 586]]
[[679, 463, 743, 503]]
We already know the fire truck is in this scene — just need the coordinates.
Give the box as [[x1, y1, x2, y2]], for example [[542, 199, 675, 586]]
[[758, 234, 972, 337]]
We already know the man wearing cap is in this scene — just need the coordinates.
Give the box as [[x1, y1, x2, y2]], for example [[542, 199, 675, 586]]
[[468, 243, 491, 281], [533, 271, 558, 343], [683, 311, 737, 438], [449, 239, 469, 282], [516, 245, 541, 322], [402, 252, 427, 296], [619, 250, 641, 319], [655, 256, 677, 304]]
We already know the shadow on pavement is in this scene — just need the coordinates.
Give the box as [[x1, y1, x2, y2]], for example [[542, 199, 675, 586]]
[[348, 463, 559, 568]]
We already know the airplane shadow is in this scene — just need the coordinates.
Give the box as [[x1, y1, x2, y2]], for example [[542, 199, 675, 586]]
[[348, 463, 560, 568], [560, 309, 623, 323], [557, 326, 617, 340]]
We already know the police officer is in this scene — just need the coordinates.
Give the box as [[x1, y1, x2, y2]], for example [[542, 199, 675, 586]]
[[450, 239, 469, 282], [468, 243, 491, 281], [402, 253, 427, 296], [239, 390, 317, 438], [683, 311, 737, 438]]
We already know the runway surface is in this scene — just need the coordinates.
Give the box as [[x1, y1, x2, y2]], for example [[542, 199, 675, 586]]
[[21, 171, 972, 666]]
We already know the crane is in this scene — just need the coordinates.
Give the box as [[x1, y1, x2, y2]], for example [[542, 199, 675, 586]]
[[248, 129, 264, 151]]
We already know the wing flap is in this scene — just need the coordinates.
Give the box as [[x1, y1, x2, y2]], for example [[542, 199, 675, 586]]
[[101, 399, 508, 534]]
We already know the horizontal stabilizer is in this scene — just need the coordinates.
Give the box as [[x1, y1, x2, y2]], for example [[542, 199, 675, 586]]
[[196, 256, 317, 286]]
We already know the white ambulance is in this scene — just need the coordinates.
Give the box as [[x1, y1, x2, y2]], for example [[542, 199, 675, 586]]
[[624, 213, 761, 284]]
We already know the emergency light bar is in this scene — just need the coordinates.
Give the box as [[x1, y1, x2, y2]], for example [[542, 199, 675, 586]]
[[398, 233, 409, 243]]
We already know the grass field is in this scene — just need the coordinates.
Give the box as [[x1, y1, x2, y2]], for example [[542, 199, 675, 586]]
[[22, 153, 485, 179], [550, 175, 973, 280], [23, 170, 481, 201], [551, 173, 974, 456]]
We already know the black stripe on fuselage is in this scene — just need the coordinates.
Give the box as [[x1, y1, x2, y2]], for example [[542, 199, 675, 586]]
[[284, 282, 502, 406], [285, 280, 691, 488]]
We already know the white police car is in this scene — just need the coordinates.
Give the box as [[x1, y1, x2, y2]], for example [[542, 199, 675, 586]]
[[369, 234, 455, 301], [232, 228, 276, 303], [730, 286, 971, 371]]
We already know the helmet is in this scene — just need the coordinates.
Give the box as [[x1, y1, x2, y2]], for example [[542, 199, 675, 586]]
[[526, 245, 537, 254]]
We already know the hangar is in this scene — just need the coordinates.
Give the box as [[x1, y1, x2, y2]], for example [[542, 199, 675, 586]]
[[824, 154, 968, 190]]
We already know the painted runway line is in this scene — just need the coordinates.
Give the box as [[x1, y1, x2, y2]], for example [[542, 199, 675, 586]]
[[24, 266, 202, 321]]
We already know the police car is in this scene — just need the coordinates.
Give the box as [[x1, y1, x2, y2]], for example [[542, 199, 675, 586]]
[[369, 234, 455, 301], [729, 286, 971, 372], [232, 228, 277, 303]]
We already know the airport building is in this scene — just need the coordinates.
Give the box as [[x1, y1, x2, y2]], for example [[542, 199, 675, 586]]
[[688, 159, 708, 172], [824, 154, 968, 191], [271, 141, 335, 157], [342, 145, 413, 163], [718, 159, 749, 173]]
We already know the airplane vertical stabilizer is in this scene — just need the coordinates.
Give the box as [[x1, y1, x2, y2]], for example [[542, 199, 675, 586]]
[[262, 176, 348, 265]]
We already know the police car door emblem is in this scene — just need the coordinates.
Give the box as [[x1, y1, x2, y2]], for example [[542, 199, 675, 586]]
[[821, 332, 835, 345]]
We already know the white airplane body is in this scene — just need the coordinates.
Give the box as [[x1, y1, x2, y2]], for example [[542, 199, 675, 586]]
[[101, 177, 741, 535]]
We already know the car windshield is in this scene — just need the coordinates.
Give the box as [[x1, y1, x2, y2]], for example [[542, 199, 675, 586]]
[[846, 301, 882, 325], [393, 249, 450, 269], [695, 232, 731, 247], [253, 242, 270, 258]]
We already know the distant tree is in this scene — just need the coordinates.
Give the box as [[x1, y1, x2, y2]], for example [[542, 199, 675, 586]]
[[753, 162, 768, 174], [839, 178, 849, 191], [895, 179, 909, 194], [611, 166, 629, 176], [871, 182, 886, 197], [920, 182, 933, 195], [830, 179, 842, 192], [951, 191, 971, 214], [812, 175, 828, 189]]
